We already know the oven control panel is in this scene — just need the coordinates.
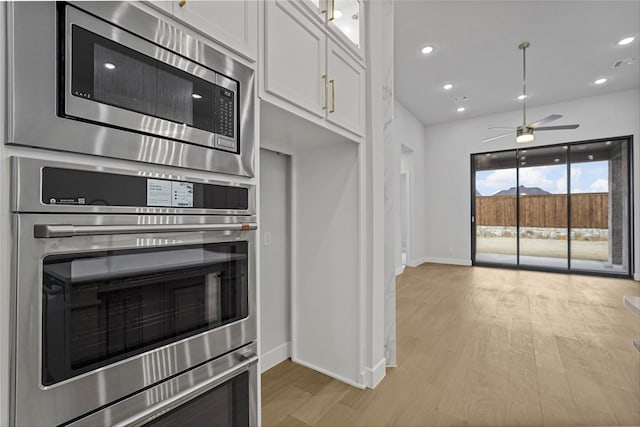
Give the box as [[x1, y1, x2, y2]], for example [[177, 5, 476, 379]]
[[42, 167, 249, 210]]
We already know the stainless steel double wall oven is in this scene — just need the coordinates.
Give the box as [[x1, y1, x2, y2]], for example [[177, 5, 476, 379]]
[[6, 1, 255, 177], [6, 1, 259, 425], [11, 158, 258, 426]]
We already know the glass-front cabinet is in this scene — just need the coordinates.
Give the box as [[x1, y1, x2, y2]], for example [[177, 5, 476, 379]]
[[300, 0, 363, 54]]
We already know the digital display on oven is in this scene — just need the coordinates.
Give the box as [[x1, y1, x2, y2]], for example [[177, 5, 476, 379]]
[[147, 179, 194, 207]]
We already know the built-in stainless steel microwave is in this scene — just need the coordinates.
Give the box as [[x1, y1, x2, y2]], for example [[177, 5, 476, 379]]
[[6, 2, 255, 177]]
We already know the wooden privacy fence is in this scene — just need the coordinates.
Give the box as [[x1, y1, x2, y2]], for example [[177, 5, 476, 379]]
[[475, 193, 608, 228]]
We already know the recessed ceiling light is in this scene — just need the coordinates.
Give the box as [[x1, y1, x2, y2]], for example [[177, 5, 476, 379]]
[[443, 83, 453, 90], [517, 94, 527, 100], [456, 107, 465, 112], [192, 93, 202, 99], [421, 45, 434, 55], [104, 62, 116, 70], [334, 10, 343, 19], [594, 78, 607, 85], [605, 140, 612, 145], [618, 36, 636, 46]]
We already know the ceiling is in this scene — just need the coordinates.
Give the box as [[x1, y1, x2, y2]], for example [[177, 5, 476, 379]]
[[394, 1, 640, 127]]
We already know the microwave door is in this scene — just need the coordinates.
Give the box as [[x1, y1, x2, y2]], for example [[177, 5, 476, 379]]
[[63, 5, 238, 153]]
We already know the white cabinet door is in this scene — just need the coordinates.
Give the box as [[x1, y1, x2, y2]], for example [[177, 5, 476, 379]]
[[326, 40, 364, 135], [327, 0, 362, 52], [296, 0, 328, 24], [173, 0, 258, 61], [264, 0, 327, 118]]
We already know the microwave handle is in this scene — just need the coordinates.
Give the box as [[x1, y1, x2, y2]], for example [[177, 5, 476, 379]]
[[34, 223, 258, 238], [117, 353, 258, 427]]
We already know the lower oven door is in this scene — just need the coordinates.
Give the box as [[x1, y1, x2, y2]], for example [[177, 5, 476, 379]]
[[66, 343, 258, 427], [11, 214, 256, 427]]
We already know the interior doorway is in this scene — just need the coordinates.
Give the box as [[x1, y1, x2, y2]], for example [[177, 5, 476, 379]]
[[471, 137, 633, 277], [259, 148, 292, 371]]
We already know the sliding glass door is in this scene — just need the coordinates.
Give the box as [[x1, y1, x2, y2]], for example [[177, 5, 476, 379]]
[[569, 139, 631, 274], [471, 137, 632, 277], [518, 145, 568, 271], [473, 150, 518, 266]]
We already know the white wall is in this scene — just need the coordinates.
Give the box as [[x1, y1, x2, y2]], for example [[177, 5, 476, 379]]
[[293, 141, 361, 386], [394, 100, 428, 269], [423, 89, 640, 277], [259, 149, 291, 372]]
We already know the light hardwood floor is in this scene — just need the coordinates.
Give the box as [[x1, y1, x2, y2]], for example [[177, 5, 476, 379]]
[[261, 263, 640, 427]]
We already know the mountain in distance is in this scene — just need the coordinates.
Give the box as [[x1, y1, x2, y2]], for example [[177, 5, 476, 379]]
[[492, 185, 551, 196]]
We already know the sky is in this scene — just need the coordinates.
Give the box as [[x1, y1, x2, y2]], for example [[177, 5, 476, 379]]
[[476, 160, 608, 196]]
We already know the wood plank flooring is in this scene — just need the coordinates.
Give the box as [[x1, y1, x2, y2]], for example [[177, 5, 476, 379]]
[[261, 264, 640, 426]]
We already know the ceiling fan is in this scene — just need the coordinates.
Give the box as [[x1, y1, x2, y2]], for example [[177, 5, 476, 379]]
[[482, 42, 580, 143]]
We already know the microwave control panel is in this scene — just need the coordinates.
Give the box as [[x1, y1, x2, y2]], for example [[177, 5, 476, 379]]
[[215, 87, 235, 138], [214, 85, 237, 153]]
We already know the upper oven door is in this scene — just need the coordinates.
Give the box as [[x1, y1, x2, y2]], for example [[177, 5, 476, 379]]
[[64, 5, 239, 153], [11, 213, 257, 427]]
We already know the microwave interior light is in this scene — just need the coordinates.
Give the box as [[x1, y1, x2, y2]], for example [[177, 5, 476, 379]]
[[104, 62, 116, 70]]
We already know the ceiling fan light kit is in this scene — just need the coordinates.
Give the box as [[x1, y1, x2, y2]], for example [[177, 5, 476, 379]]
[[482, 41, 580, 144], [516, 126, 535, 143]]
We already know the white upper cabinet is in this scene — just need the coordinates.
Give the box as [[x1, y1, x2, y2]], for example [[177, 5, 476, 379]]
[[264, 0, 327, 118], [262, 0, 365, 138], [297, 0, 363, 58], [172, 0, 258, 61], [326, 40, 364, 135]]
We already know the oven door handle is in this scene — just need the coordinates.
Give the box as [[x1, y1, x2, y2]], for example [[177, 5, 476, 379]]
[[34, 223, 258, 238], [118, 353, 258, 427]]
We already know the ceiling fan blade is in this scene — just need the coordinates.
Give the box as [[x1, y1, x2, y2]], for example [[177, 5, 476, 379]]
[[535, 124, 580, 131], [488, 127, 516, 130], [527, 114, 563, 128], [482, 132, 513, 143]]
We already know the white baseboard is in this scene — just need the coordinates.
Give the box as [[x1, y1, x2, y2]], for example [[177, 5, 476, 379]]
[[395, 265, 405, 276], [421, 257, 472, 267], [407, 256, 428, 267], [362, 357, 386, 388], [261, 342, 291, 373], [291, 357, 366, 390]]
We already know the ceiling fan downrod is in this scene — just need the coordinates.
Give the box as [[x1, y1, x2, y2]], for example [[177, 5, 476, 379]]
[[519, 41, 529, 127]]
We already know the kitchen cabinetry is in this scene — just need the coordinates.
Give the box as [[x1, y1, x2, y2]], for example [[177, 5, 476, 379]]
[[263, 0, 365, 137], [161, 0, 258, 61], [297, 0, 363, 59], [326, 39, 364, 135]]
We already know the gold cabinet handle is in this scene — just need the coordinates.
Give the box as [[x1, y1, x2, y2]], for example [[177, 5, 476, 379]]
[[322, 75, 328, 110], [321, 0, 328, 14], [329, 79, 335, 113], [179, 0, 186, 7], [329, 0, 335, 20]]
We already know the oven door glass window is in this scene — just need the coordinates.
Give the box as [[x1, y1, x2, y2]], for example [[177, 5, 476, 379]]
[[143, 371, 249, 427], [42, 242, 248, 385], [70, 25, 235, 139]]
